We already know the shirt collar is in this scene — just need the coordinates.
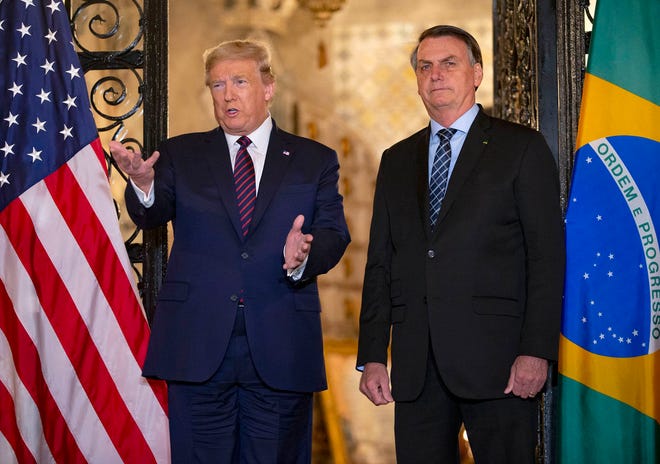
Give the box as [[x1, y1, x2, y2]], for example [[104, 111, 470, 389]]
[[224, 115, 273, 151], [429, 103, 479, 136]]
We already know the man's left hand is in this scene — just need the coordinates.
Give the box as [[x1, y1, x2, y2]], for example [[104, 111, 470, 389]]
[[504, 355, 548, 399], [283, 215, 313, 270]]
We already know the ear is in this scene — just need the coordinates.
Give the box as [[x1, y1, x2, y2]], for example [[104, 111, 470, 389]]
[[473, 63, 483, 88], [264, 81, 275, 102]]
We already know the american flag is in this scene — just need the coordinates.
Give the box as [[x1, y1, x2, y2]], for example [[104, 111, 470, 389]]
[[0, 1, 170, 462]]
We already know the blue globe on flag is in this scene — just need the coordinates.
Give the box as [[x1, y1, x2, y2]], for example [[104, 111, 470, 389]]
[[563, 136, 660, 358]]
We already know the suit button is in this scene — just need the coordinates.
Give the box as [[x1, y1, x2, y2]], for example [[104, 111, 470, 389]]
[[427, 249, 435, 258], [230, 294, 239, 302], [241, 252, 249, 259]]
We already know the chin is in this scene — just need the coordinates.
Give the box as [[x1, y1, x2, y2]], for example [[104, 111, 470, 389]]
[[220, 123, 243, 135]]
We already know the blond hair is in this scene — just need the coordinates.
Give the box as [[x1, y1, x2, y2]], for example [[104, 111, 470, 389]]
[[203, 39, 276, 86]]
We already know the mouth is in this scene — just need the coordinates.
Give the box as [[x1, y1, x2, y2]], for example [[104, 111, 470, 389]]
[[226, 108, 239, 116]]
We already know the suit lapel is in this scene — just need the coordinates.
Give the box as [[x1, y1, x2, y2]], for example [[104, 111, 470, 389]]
[[203, 128, 245, 240], [249, 123, 294, 234], [433, 110, 492, 228]]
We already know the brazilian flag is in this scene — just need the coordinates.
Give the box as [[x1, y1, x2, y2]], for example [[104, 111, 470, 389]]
[[558, 0, 660, 462]]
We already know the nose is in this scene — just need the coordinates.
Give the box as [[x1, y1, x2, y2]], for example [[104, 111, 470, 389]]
[[430, 64, 445, 80], [223, 84, 236, 102]]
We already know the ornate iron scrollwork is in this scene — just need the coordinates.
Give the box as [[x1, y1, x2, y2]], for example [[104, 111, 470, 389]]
[[66, 0, 167, 321], [70, 0, 145, 69]]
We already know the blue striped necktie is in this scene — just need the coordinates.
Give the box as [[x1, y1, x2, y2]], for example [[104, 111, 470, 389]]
[[234, 136, 256, 236], [429, 128, 456, 227]]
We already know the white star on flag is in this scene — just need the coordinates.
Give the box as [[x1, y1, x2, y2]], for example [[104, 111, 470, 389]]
[[32, 117, 46, 133], [59, 124, 73, 139], [0, 171, 9, 186], [45, 28, 57, 43], [26, 147, 42, 162], [4, 112, 19, 127], [65, 64, 80, 79], [36, 89, 51, 103]]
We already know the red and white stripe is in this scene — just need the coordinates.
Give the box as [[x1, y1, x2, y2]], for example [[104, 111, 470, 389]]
[[0, 140, 170, 463]]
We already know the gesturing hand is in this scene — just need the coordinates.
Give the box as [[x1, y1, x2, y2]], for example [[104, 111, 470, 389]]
[[283, 214, 313, 271], [108, 140, 160, 192]]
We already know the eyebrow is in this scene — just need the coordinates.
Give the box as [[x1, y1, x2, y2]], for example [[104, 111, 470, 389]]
[[441, 55, 458, 61], [210, 74, 249, 84], [418, 54, 459, 65]]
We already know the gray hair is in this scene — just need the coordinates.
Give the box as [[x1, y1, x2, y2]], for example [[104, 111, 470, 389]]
[[410, 25, 483, 70]]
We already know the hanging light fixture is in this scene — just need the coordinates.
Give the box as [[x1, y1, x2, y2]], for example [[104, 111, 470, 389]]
[[297, 0, 347, 68], [297, 0, 346, 27]]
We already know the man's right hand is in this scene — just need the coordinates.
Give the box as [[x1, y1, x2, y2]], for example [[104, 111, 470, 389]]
[[359, 362, 394, 406], [108, 140, 159, 192]]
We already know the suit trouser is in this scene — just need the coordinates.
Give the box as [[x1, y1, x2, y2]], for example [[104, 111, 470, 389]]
[[394, 351, 538, 464], [166, 306, 314, 464]]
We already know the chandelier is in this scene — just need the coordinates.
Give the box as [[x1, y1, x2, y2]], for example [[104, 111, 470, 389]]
[[297, 0, 346, 27]]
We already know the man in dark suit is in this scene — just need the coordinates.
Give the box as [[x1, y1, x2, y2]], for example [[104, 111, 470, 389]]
[[357, 25, 564, 463], [110, 39, 350, 463]]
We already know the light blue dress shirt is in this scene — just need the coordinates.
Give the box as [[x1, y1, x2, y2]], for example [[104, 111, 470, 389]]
[[428, 104, 480, 184]]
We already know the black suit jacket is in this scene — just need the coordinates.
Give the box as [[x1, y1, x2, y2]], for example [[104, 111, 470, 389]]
[[357, 109, 565, 401], [126, 121, 350, 392]]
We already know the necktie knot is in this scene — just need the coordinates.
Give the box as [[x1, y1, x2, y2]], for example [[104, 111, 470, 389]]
[[237, 136, 252, 149], [437, 128, 456, 143]]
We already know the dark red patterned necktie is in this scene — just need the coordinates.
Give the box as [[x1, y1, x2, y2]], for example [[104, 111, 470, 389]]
[[233, 136, 256, 236]]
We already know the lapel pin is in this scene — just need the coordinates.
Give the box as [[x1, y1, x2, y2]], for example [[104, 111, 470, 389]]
[[482, 140, 489, 145], [283, 150, 290, 156]]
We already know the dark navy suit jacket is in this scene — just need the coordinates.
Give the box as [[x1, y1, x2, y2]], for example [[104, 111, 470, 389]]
[[126, 121, 350, 393]]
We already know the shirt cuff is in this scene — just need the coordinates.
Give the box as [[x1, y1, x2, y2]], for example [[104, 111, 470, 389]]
[[286, 256, 308, 281], [130, 179, 155, 207]]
